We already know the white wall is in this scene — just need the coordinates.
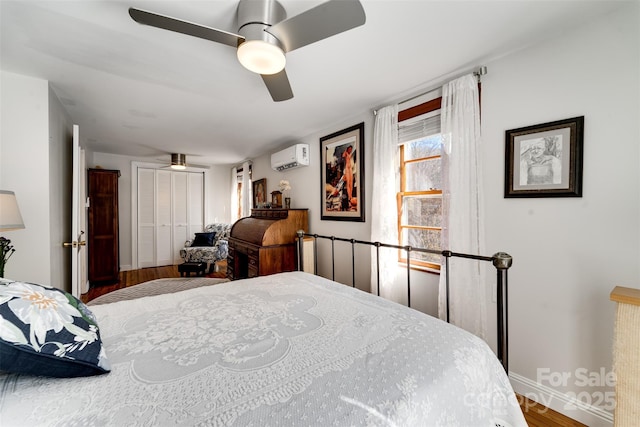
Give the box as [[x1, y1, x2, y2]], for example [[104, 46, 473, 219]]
[[89, 152, 231, 270], [48, 85, 73, 291], [206, 163, 231, 224], [249, 4, 639, 425], [482, 5, 639, 425], [0, 72, 53, 286]]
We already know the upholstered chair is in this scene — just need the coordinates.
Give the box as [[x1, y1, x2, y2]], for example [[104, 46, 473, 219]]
[[179, 223, 231, 273]]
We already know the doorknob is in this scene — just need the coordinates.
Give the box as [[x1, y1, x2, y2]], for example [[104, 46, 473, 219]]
[[63, 241, 87, 248]]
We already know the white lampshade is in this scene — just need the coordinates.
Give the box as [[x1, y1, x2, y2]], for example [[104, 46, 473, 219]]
[[0, 190, 25, 231], [170, 153, 187, 170], [237, 40, 286, 75]]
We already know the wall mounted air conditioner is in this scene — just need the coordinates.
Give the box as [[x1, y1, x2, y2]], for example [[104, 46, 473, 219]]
[[271, 143, 310, 171]]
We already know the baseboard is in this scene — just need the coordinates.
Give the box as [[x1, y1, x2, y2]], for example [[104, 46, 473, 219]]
[[120, 265, 132, 272], [510, 372, 613, 427]]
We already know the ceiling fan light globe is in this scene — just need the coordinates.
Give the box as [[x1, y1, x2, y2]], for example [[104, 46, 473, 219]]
[[170, 164, 186, 170], [237, 40, 286, 75]]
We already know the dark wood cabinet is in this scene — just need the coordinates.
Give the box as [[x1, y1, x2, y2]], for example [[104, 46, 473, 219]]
[[227, 209, 308, 280], [88, 169, 120, 284]]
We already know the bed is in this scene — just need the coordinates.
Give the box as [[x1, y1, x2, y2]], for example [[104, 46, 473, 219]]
[[0, 270, 525, 426]]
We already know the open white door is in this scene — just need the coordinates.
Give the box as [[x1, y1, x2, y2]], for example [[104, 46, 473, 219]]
[[66, 125, 87, 298], [78, 134, 88, 295]]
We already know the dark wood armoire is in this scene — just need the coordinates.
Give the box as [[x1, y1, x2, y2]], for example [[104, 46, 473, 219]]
[[227, 209, 308, 280], [88, 168, 120, 284]]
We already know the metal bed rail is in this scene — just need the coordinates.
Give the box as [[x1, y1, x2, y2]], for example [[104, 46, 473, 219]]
[[296, 230, 512, 372]]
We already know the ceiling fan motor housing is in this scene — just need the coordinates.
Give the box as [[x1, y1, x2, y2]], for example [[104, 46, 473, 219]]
[[236, 0, 287, 50], [171, 153, 187, 169]]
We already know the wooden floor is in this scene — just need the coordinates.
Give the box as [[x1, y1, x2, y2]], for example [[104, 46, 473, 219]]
[[81, 262, 226, 303], [82, 266, 584, 426], [518, 395, 587, 426]]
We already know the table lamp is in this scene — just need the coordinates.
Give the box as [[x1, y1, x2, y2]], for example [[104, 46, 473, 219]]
[[0, 190, 25, 278]]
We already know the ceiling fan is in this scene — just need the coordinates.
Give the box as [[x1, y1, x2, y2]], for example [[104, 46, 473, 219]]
[[129, 0, 366, 102], [139, 144, 208, 169], [156, 153, 211, 170]]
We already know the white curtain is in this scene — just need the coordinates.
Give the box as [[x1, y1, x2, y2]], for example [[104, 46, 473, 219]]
[[241, 161, 251, 218], [371, 104, 399, 297], [438, 74, 487, 338], [230, 166, 238, 222], [230, 162, 252, 222]]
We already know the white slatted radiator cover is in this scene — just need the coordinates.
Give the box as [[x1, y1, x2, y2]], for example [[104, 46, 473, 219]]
[[611, 286, 640, 426]]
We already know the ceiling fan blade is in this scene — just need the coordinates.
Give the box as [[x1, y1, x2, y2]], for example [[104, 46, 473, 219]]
[[265, 0, 365, 53], [261, 70, 293, 102], [129, 8, 244, 48]]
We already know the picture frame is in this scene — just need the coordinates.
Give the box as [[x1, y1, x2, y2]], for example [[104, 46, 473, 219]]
[[320, 122, 365, 221], [505, 116, 584, 198], [252, 178, 267, 208]]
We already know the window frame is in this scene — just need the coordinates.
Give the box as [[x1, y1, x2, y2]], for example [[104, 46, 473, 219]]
[[397, 97, 443, 272], [235, 165, 252, 219]]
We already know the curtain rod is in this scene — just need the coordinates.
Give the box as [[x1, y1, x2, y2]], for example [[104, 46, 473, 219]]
[[373, 66, 487, 115]]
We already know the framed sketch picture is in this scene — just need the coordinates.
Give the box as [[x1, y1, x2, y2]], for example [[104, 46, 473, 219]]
[[505, 116, 584, 198], [320, 122, 365, 221], [252, 178, 267, 208]]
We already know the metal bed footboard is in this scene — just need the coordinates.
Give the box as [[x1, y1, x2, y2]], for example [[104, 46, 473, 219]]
[[295, 231, 512, 372]]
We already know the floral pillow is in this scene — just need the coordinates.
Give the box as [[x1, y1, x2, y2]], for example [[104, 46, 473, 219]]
[[0, 279, 111, 377], [191, 232, 216, 247]]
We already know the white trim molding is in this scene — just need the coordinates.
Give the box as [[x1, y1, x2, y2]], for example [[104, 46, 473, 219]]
[[510, 372, 613, 427]]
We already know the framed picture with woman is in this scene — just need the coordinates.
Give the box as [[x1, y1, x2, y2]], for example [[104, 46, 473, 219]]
[[252, 178, 267, 208], [320, 122, 365, 221]]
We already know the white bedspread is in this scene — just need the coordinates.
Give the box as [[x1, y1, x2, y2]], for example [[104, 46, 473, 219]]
[[0, 272, 526, 426]]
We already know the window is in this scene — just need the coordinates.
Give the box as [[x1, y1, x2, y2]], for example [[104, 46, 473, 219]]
[[397, 97, 443, 270], [235, 164, 252, 219]]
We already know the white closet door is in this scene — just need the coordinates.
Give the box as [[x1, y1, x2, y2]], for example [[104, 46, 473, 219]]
[[136, 168, 205, 268], [137, 168, 156, 268], [156, 170, 173, 266], [188, 172, 204, 242], [172, 172, 189, 264]]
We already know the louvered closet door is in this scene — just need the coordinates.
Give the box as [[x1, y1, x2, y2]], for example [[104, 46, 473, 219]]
[[172, 172, 189, 264], [137, 168, 205, 268], [137, 168, 156, 268], [155, 170, 173, 266]]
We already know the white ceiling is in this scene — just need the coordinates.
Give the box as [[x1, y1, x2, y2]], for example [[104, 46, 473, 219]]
[[0, 0, 622, 166]]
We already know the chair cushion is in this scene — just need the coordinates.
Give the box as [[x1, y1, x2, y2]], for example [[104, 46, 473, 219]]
[[0, 279, 111, 378], [191, 232, 216, 247]]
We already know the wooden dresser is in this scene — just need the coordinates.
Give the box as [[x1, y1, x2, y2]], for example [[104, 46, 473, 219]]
[[227, 209, 308, 280]]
